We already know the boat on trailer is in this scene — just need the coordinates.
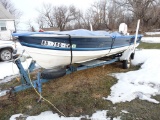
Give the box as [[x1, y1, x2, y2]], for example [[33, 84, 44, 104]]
[[12, 29, 142, 69], [0, 21, 143, 99]]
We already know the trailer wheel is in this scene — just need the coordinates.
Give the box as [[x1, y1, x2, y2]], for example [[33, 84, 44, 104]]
[[0, 49, 12, 61], [122, 58, 131, 69], [41, 67, 66, 79], [131, 53, 135, 60]]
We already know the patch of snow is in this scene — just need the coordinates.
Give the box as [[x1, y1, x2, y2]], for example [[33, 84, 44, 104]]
[[10, 110, 121, 120], [145, 32, 160, 35], [10, 114, 23, 120], [121, 110, 129, 114], [141, 37, 160, 43], [0, 59, 32, 81], [0, 75, 19, 84], [90, 110, 108, 120], [106, 49, 160, 104]]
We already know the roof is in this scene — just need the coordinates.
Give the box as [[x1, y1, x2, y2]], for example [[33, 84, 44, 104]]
[[0, 2, 14, 19], [42, 27, 60, 31]]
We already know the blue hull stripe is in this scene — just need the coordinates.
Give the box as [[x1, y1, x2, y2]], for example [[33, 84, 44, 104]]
[[21, 42, 138, 51]]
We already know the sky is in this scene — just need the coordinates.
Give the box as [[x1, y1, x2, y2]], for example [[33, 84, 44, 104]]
[[12, 0, 95, 31]]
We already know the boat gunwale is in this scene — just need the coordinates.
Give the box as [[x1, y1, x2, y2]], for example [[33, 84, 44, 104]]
[[20, 42, 138, 51]]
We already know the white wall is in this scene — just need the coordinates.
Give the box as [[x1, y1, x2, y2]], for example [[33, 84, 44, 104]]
[[0, 20, 15, 40]]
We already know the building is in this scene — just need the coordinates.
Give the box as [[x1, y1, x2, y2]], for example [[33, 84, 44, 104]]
[[41, 27, 60, 31], [0, 2, 15, 40]]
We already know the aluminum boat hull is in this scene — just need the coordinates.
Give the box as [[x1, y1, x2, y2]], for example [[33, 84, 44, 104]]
[[13, 30, 142, 69]]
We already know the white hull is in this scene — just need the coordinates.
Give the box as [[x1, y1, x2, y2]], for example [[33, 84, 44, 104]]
[[22, 45, 133, 69]]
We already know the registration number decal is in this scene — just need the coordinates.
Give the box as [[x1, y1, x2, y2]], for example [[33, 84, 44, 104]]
[[41, 40, 76, 48]]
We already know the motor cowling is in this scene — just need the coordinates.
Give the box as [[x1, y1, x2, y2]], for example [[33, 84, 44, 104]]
[[119, 23, 128, 35]]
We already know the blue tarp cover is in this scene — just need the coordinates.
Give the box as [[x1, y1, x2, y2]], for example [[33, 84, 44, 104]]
[[12, 29, 122, 37]]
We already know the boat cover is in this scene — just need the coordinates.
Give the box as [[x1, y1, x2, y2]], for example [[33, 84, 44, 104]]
[[12, 29, 123, 38]]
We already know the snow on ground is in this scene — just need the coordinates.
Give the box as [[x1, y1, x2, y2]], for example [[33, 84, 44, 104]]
[[141, 37, 160, 43], [106, 49, 160, 104], [105, 35, 160, 105], [0, 58, 32, 83], [10, 110, 121, 120], [145, 32, 160, 36]]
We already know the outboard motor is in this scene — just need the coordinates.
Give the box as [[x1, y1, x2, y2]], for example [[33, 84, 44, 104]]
[[119, 23, 128, 35]]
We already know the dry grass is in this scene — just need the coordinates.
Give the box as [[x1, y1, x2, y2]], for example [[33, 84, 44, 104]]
[[0, 62, 138, 120]]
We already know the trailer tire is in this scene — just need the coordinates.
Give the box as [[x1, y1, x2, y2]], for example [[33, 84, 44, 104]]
[[41, 68, 66, 79], [122, 58, 131, 69], [131, 53, 135, 60]]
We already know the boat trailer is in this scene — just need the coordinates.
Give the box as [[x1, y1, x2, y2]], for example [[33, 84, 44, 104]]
[[0, 46, 134, 99]]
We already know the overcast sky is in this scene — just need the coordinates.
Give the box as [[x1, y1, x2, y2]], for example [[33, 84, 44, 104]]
[[12, 0, 96, 31]]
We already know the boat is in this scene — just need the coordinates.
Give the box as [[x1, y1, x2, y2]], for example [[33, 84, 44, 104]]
[[12, 29, 142, 69]]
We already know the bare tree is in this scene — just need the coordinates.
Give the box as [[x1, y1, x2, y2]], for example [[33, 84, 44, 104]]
[[0, 0, 22, 19], [84, 0, 108, 30], [36, 15, 47, 29], [53, 5, 79, 31], [25, 20, 36, 32], [36, 3, 55, 28], [115, 0, 160, 31], [84, 0, 122, 31], [36, 0, 160, 31], [36, 4, 79, 31], [69, 9, 85, 29]]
